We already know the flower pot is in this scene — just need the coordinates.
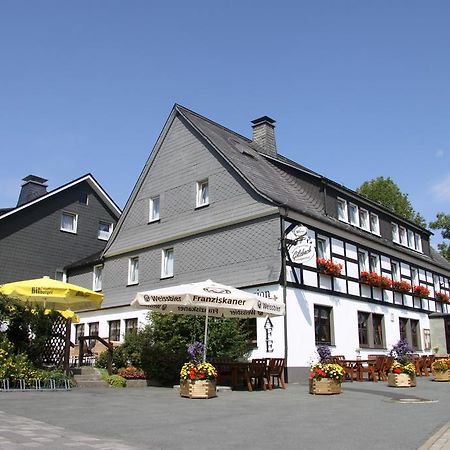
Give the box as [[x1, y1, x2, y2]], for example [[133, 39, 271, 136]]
[[432, 370, 450, 382], [309, 378, 341, 395], [387, 373, 416, 387], [180, 379, 217, 399]]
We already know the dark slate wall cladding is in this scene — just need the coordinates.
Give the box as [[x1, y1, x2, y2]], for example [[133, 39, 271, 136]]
[[0, 181, 117, 283], [100, 216, 281, 308], [105, 115, 278, 257]]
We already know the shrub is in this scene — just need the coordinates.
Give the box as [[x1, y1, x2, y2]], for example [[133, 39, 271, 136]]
[[95, 346, 127, 373], [107, 374, 126, 388]]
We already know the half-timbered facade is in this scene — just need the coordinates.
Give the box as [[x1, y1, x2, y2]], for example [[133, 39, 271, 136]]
[[68, 105, 450, 383]]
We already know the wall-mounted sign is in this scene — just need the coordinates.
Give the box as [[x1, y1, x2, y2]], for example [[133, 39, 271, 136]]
[[264, 317, 274, 353], [286, 225, 315, 263]]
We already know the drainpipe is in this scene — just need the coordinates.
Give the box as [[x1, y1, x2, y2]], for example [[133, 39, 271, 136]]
[[280, 211, 289, 383]]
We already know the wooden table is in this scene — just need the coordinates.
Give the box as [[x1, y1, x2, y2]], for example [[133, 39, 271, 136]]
[[342, 359, 376, 382], [213, 361, 250, 389]]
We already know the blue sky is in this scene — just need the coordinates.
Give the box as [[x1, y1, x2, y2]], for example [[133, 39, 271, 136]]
[[1, 1, 449, 244]]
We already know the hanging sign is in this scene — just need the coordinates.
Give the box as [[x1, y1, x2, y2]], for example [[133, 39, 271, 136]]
[[286, 225, 315, 263]]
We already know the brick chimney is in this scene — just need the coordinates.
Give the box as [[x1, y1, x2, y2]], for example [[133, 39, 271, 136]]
[[17, 175, 48, 206], [251, 116, 277, 156]]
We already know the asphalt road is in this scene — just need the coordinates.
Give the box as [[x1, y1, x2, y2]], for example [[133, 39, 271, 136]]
[[1, 378, 450, 449]]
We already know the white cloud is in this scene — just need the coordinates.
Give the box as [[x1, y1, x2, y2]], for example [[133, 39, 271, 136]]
[[431, 173, 450, 201], [435, 149, 445, 158]]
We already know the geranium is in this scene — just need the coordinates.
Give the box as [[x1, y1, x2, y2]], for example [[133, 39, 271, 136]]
[[390, 360, 416, 376], [431, 359, 450, 372], [180, 341, 218, 382], [412, 285, 430, 298], [360, 272, 392, 289], [180, 362, 218, 381], [435, 292, 450, 303], [392, 280, 411, 294], [309, 363, 345, 382], [316, 258, 342, 277]]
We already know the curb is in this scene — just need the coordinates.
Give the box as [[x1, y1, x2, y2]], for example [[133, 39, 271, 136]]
[[419, 421, 450, 450]]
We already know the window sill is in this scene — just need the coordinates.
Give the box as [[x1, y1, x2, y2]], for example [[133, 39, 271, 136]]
[[148, 219, 160, 224], [97, 236, 110, 241], [60, 229, 77, 234], [127, 282, 139, 287], [160, 275, 174, 280], [195, 203, 209, 210]]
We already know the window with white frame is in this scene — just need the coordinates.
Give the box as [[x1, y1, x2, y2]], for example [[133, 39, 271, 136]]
[[391, 261, 400, 281], [358, 249, 369, 273], [370, 213, 380, 235], [434, 275, 441, 293], [161, 248, 174, 278], [61, 212, 78, 233], [149, 196, 160, 222], [196, 179, 209, 207], [414, 233, 422, 252], [407, 230, 415, 249], [128, 257, 139, 285], [392, 223, 399, 243], [399, 226, 407, 246], [411, 267, 419, 287], [93, 265, 103, 291], [348, 203, 359, 226], [359, 209, 370, 231], [316, 236, 329, 259], [369, 254, 380, 274], [337, 198, 348, 222], [108, 320, 121, 342], [55, 270, 66, 282], [98, 221, 113, 240]]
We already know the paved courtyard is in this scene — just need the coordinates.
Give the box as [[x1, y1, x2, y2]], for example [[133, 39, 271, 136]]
[[1, 378, 450, 449]]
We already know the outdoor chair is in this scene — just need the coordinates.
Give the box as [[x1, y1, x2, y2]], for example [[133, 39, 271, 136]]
[[244, 358, 268, 392], [266, 358, 286, 389], [372, 355, 387, 381], [211, 358, 233, 386]]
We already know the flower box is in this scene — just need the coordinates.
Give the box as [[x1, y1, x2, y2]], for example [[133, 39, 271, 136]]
[[316, 258, 342, 277], [432, 370, 450, 382], [412, 285, 430, 298], [360, 272, 392, 289], [391, 280, 411, 294], [180, 379, 217, 399], [387, 373, 416, 387], [309, 378, 341, 395], [435, 292, 450, 303]]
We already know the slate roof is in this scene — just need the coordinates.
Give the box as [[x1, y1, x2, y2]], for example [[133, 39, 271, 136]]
[[175, 105, 450, 273], [64, 250, 103, 270]]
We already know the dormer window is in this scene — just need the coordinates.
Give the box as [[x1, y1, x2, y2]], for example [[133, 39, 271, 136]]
[[359, 209, 369, 231], [349, 203, 359, 226], [414, 233, 422, 252], [392, 223, 399, 243], [196, 179, 209, 208], [370, 213, 380, 235], [399, 226, 407, 246], [337, 198, 348, 222], [393, 223, 423, 253]]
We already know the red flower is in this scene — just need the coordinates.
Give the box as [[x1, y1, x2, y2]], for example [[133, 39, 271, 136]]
[[393, 368, 401, 374]]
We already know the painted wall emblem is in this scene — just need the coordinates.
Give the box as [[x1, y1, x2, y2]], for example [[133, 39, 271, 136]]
[[286, 225, 315, 263]]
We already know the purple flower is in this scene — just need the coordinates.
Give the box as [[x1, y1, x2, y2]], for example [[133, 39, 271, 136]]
[[187, 341, 204, 364], [316, 345, 331, 363], [389, 339, 413, 364]]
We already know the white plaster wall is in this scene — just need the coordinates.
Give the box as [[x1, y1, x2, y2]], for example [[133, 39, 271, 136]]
[[285, 287, 430, 368]]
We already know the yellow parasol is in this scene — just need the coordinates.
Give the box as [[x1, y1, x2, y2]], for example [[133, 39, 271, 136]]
[[0, 276, 103, 312]]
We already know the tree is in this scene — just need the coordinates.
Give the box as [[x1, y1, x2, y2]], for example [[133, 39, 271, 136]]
[[137, 313, 251, 385], [429, 213, 450, 262], [356, 176, 426, 227]]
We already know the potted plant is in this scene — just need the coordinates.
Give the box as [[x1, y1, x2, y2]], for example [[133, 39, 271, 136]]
[[309, 345, 345, 395], [435, 292, 450, 303], [412, 285, 430, 298], [431, 359, 450, 382], [391, 280, 411, 294], [387, 339, 417, 387], [316, 258, 342, 277], [360, 272, 392, 289], [179, 342, 218, 399]]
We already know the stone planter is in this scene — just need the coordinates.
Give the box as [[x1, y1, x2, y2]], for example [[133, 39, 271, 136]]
[[309, 378, 341, 395], [180, 380, 217, 399], [125, 379, 149, 388], [432, 370, 450, 382], [387, 373, 416, 387]]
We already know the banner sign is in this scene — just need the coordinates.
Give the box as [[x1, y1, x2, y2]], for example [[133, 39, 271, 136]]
[[286, 225, 315, 263]]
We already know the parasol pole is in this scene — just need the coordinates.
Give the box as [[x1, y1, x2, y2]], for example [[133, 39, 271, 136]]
[[203, 305, 209, 362]]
